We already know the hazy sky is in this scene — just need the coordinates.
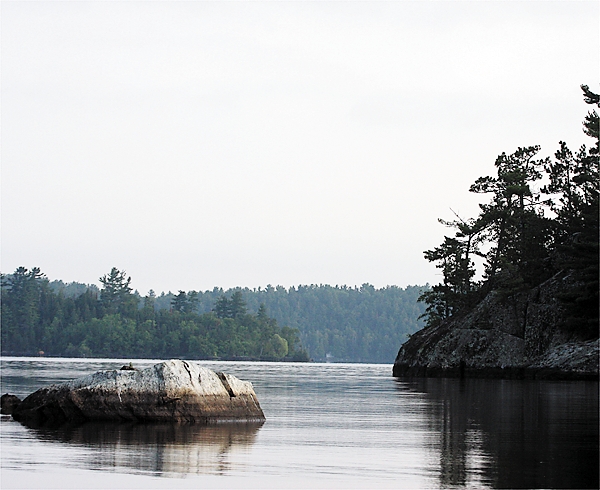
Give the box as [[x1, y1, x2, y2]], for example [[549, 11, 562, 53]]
[[2, 1, 598, 295]]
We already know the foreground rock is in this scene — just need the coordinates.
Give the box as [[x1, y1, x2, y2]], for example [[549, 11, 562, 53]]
[[1, 394, 22, 415], [12, 360, 265, 427], [393, 272, 599, 380]]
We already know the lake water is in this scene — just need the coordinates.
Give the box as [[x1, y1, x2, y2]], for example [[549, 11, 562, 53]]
[[0, 358, 598, 489]]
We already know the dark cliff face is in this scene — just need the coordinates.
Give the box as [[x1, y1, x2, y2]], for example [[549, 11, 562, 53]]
[[393, 271, 599, 380]]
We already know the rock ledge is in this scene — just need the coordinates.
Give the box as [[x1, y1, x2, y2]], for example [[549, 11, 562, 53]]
[[393, 272, 599, 380]]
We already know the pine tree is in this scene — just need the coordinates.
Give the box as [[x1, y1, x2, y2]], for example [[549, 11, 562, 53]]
[[543, 85, 599, 338], [470, 146, 550, 290], [229, 291, 247, 318], [213, 295, 231, 319], [419, 85, 598, 335], [171, 290, 188, 312], [99, 268, 137, 317]]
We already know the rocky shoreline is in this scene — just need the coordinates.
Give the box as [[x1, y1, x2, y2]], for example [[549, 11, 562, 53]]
[[393, 272, 599, 381], [393, 339, 599, 380]]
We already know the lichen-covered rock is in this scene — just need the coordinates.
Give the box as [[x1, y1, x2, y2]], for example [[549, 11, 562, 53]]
[[12, 360, 265, 427], [393, 272, 599, 380], [528, 340, 600, 376]]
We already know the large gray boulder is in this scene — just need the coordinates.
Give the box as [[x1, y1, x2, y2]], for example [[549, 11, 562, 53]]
[[12, 360, 265, 426]]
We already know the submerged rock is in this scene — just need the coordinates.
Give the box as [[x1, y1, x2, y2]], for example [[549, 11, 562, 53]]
[[12, 360, 265, 427], [393, 272, 600, 380]]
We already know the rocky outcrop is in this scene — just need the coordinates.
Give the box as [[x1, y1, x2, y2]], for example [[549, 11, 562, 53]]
[[12, 360, 265, 427], [393, 272, 599, 380]]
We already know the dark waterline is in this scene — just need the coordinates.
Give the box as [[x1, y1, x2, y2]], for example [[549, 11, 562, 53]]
[[1, 357, 598, 489]]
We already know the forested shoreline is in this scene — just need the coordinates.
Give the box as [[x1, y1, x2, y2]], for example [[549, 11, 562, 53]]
[[393, 86, 598, 380], [1, 268, 426, 363], [417, 85, 598, 340]]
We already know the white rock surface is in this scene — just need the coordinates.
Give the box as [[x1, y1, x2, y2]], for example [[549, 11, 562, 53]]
[[12, 360, 265, 426]]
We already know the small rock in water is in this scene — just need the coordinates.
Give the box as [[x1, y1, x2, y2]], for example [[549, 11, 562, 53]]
[[1, 394, 22, 415], [11, 360, 265, 427]]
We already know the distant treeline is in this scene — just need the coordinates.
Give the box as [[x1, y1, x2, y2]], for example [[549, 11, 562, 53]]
[[1, 267, 309, 362], [1, 268, 426, 363], [155, 283, 426, 362]]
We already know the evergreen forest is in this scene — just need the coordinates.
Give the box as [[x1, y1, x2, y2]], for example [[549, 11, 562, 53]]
[[419, 85, 599, 339], [1, 267, 426, 363]]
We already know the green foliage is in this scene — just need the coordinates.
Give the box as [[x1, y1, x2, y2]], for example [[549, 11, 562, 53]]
[[419, 218, 482, 326], [1, 267, 425, 362], [174, 283, 424, 362], [420, 85, 599, 337], [0, 269, 310, 361], [1, 267, 49, 354], [170, 290, 198, 314], [470, 145, 552, 287], [264, 334, 288, 359], [213, 295, 231, 319], [229, 291, 247, 318], [242, 283, 426, 362], [547, 88, 599, 339], [213, 291, 248, 319], [99, 268, 138, 318]]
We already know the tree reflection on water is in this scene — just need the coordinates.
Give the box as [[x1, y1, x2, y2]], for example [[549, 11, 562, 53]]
[[396, 377, 599, 489]]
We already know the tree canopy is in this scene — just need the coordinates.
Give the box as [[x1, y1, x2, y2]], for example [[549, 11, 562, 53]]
[[419, 85, 599, 339], [1, 268, 310, 361]]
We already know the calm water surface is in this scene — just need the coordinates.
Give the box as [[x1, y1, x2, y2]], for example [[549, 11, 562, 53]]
[[0, 358, 597, 489]]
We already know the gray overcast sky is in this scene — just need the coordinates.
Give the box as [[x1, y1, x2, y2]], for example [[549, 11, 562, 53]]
[[1, 1, 598, 295]]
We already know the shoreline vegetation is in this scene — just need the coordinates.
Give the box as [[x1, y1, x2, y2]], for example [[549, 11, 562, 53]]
[[1, 268, 425, 363], [0, 269, 309, 363], [394, 85, 599, 380]]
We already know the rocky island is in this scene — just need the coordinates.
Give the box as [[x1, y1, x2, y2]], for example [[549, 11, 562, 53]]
[[7, 360, 265, 427], [394, 85, 599, 380]]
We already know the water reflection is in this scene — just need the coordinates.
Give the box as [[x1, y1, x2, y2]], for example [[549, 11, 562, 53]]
[[397, 377, 599, 489], [3, 359, 598, 488], [29, 422, 263, 477]]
